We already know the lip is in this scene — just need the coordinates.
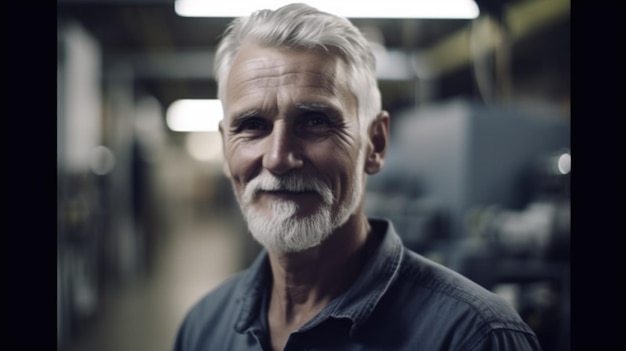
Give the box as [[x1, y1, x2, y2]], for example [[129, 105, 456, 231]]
[[259, 190, 319, 201]]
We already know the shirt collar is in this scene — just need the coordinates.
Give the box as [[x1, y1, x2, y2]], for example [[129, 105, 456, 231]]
[[233, 250, 271, 333], [233, 218, 404, 335]]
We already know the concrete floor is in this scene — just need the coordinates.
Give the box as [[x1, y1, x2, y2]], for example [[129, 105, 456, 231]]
[[62, 208, 243, 351]]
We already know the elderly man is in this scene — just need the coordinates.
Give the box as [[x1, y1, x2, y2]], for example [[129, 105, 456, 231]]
[[173, 3, 542, 351]]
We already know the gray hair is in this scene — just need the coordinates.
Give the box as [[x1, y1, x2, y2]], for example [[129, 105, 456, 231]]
[[214, 3, 382, 135]]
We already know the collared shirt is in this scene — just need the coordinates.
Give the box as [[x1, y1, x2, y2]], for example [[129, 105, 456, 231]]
[[173, 218, 542, 350]]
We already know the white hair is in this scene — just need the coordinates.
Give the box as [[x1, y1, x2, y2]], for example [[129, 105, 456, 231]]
[[214, 2, 382, 136]]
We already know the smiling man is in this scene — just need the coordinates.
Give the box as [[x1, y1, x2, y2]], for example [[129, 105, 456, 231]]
[[224, 43, 373, 255], [173, 3, 542, 351]]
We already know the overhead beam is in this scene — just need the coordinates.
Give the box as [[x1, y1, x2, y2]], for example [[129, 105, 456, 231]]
[[105, 48, 413, 81], [416, 0, 570, 78], [105, 50, 215, 79]]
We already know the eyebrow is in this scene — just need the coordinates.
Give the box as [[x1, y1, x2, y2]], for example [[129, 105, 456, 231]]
[[295, 102, 333, 111], [227, 101, 343, 128], [294, 102, 342, 118]]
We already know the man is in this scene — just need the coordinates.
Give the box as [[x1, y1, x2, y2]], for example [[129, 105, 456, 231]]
[[173, 3, 542, 350]]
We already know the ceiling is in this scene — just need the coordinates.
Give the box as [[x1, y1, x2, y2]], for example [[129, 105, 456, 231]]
[[57, 0, 570, 120]]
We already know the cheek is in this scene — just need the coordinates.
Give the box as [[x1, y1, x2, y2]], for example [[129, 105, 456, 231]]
[[225, 141, 262, 181], [223, 146, 260, 202], [307, 142, 360, 194], [308, 141, 351, 167]]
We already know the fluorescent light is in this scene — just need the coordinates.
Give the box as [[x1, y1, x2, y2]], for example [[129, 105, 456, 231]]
[[557, 153, 571, 175], [175, 0, 480, 19], [166, 99, 223, 132]]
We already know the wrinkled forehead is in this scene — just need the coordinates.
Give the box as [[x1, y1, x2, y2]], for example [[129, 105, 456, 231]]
[[224, 43, 352, 100]]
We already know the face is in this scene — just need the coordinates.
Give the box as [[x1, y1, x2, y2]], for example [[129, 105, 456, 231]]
[[219, 43, 368, 252]]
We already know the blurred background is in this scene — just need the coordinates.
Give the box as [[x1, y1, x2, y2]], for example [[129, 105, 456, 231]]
[[57, 0, 570, 350]]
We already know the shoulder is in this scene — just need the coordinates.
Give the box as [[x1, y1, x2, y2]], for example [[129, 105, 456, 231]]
[[398, 248, 531, 328], [376, 248, 541, 349]]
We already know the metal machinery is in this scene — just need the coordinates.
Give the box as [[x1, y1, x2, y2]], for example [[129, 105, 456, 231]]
[[365, 99, 570, 350]]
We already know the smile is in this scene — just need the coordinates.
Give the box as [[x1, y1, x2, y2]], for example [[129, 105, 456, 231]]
[[263, 189, 318, 195], [259, 190, 320, 201]]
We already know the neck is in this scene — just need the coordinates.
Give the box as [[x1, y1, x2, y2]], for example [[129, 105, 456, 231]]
[[266, 213, 375, 325]]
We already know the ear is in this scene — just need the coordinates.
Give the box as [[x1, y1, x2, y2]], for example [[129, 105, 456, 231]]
[[364, 110, 390, 175], [218, 120, 232, 179]]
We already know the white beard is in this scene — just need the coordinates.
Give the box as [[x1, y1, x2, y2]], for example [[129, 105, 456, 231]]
[[236, 148, 365, 253]]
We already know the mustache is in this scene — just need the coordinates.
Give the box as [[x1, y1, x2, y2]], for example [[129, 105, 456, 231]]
[[242, 172, 334, 205]]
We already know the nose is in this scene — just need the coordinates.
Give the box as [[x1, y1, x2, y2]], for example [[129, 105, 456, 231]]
[[262, 122, 304, 175]]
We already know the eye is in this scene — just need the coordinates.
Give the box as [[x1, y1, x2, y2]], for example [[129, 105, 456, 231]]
[[237, 117, 269, 132], [303, 113, 330, 128]]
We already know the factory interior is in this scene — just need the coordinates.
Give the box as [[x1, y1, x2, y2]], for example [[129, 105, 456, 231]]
[[54, 0, 576, 350]]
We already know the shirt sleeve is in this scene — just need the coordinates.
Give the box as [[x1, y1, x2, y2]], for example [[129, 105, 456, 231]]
[[466, 328, 543, 351]]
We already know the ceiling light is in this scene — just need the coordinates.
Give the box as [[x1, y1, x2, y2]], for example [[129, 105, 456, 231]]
[[175, 0, 480, 19], [166, 99, 223, 132], [557, 153, 571, 175]]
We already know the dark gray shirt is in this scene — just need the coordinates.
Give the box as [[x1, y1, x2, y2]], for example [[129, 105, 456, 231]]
[[173, 219, 542, 350]]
